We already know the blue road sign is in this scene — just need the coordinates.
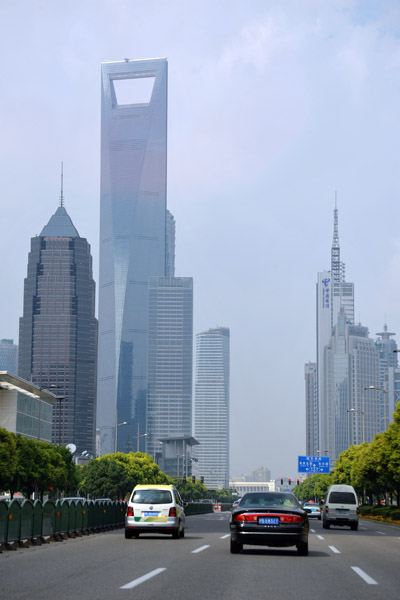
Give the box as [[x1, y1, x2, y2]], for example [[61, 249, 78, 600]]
[[298, 456, 330, 474]]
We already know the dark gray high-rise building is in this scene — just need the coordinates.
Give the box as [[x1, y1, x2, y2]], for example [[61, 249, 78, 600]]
[[97, 58, 168, 454], [18, 199, 98, 456]]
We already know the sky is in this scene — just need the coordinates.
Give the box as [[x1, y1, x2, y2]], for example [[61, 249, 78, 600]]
[[2, 0, 400, 480]]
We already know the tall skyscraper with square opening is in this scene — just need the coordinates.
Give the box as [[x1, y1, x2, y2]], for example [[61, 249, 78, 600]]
[[194, 327, 230, 489], [98, 58, 168, 454], [18, 201, 97, 455]]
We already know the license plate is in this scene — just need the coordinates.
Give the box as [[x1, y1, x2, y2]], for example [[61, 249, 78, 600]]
[[337, 509, 348, 514], [259, 517, 279, 525], [143, 511, 159, 516]]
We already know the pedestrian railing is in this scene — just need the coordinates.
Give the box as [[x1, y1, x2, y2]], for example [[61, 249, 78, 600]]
[[0, 499, 127, 552]]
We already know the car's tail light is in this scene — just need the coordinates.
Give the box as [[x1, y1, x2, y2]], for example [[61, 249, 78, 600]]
[[127, 506, 133, 517], [279, 515, 304, 523], [356, 508, 360, 515], [169, 507, 177, 517], [325, 506, 329, 513]]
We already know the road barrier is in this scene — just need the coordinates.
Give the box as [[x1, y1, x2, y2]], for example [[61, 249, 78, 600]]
[[0, 499, 127, 552]]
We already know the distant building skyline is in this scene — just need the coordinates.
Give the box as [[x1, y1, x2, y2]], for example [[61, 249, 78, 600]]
[[194, 326, 230, 489], [304, 362, 317, 456], [18, 199, 97, 455], [97, 58, 168, 455]]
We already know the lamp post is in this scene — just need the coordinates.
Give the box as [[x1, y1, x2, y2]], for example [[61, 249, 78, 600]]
[[365, 385, 393, 431], [135, 423, 148, 452], [115, 420, 128, 453], [347, 408, 365, 443]]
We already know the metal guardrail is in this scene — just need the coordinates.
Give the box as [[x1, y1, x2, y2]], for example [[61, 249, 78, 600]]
[[0, 499, 127, 552]]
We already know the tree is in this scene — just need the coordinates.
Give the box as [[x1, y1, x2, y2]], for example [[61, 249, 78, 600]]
[[79, 452, 171, 500], [173, 478, 208, 501], [0, 428, 17, 493]]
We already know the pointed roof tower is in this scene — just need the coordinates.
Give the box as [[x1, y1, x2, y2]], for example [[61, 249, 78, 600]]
[[40, 164, 80, 238], [331, 196, 344, 285]]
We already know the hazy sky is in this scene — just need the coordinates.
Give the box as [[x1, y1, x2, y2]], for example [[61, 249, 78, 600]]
[[2, 0, 400, 480]]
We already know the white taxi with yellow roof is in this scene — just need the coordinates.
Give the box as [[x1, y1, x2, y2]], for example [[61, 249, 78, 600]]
[[125, 484, 186, 539]]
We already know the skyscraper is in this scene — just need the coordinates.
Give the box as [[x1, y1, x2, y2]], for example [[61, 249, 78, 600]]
[[18, 197, 97, 455], [98, 58, 168, 454], [147, 277, 193, 469], [304, 362, 317, 456], [315, 207, 354, 459], [194, 327, 230, 489], [0, 339, 18, 374], [324, 311, 380, 459]]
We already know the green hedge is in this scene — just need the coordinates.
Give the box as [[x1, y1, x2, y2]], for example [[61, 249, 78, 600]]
[[360, 505, 400, 521]]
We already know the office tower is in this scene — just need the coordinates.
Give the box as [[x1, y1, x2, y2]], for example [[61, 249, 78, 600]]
[[166, 210, 175, 277], [375, 324, 398, 429], [304, 362, 317, 456], [194, 327, 230, 489], [98, 58, 168, 454], [0, 339, 18, 374], [316, 207, 354, 461], [18, 198, 97, 455], [324, 310, 380, 460], [147, 277, 193, 473]]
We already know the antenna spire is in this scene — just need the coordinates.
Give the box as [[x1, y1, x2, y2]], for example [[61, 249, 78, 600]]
[[60, 162, 64, 207]]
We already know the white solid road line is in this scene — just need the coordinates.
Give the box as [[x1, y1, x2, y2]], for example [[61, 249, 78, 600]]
[[351, 567, 378, 585], [328, 546, 341, 554], [220, 534, 230, 539], [192, 545, 210, 553], [120, 568, 167, 590]]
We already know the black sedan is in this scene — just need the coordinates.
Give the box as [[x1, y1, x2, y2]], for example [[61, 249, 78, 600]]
[[229, 492, 309, 555]]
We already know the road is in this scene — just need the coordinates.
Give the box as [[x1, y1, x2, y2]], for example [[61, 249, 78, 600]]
[[1, 512, 399, 599]]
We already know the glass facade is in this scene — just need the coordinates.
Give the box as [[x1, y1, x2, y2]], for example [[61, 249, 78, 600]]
[[18, 206, 98, 455], [194, 327, 230, 489], [147, 277, 193, 465], [98, 58, 168, 454], [0, 339, 18, 374]]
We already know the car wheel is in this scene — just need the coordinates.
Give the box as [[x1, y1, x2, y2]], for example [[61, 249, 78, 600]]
[[172, 526, 180, 539], [318, 516, 321, 520], [297, 541, 309, 556], [133, 532, 139, 538], [125, 529, 133, 539], [350, 522, 358, 531], [180, 526, 185, 538], [230, 538, 242, 554]]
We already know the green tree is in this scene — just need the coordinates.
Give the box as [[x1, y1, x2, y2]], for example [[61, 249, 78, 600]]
[[79, 452, 171, 500], [173, 478, 208, 501], [0, 428, 17, 493], [292, 473, 331, 503]]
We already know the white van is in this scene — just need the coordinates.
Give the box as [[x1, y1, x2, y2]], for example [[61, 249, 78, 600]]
[[125, 484, 186, 539], [322, 484, 359, 530]]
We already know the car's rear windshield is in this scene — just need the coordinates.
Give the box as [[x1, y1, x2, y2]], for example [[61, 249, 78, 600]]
[[329, 492, 357, 504], [132, 490, 172, 504], [240, 493, 300, 508]]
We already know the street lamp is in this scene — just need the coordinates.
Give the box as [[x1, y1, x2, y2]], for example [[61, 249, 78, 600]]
[[365, 385, 392, 430], [135, 423, 148, 452], [347, 408, 365, 443], [115, 420, 128, 453]]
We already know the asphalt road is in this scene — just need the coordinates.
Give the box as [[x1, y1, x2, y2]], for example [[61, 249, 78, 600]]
[[1, 512, 399, 600]]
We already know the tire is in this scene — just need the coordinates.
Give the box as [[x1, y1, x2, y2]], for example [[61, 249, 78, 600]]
[[133, 532, 139, 538], [350, 522, 358, 531], [172, 526, 180, 539], [230, 538, 242, 554], [318, 516, 321, 520], [322, 520, 330, 529], [297, 541, 309, 556], [180, 526, 185, 538], [125, 529, 133, 539]]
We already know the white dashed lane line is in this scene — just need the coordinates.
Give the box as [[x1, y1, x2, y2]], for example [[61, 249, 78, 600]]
[[316, 535, 324, 540], [192, 545, 210, 553], [351, 567, 378, 585], [328, 546, 341, 554], [120, 568, 167, 590], [220, 534, 230, 539]]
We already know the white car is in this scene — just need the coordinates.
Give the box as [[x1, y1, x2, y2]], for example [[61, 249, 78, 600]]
[[125, 484, 186, 539]]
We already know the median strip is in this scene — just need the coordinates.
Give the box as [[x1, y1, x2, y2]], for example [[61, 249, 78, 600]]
[[192, 545, 210, 553], [351, 567, 377, 585], [120, 568, 166, 589]]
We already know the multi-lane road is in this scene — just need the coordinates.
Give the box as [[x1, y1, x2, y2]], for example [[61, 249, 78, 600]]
[[1, 512, 399, 599]]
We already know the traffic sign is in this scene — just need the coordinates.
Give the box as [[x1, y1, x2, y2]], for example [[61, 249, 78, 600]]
[[298, 455, 330, 474]]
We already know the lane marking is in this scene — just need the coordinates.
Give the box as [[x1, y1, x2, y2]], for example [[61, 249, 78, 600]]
[[376, 531, 386, 535], [310, 529, 316, 533], [192, 545, 210, 553], [317, 535, 324, 540], [351, 567, 377, 585], [329, 546, 341, 554], [120, 568, 166, 590], [220, 534, 230, 539]]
